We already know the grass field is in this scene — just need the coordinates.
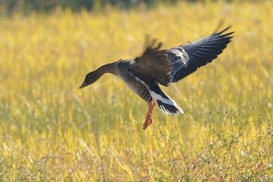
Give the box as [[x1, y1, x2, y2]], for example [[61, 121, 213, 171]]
[[1, 1, 273, 181]]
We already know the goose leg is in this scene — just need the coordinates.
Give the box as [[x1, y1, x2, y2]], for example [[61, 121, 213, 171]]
[[143, 102, 156, 130]]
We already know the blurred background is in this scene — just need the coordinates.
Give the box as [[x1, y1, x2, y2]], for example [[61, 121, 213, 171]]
[[0, 0, 259, 15], [0, 0, 272, 181]]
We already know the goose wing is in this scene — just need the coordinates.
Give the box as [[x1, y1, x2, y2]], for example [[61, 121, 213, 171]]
[[133, 36, 173, 86], [169, 27, 234, 83]]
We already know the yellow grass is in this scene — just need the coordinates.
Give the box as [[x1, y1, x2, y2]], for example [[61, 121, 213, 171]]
[[1, 1, 273, 181]]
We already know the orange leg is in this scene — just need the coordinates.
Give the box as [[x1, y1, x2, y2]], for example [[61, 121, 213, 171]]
[[143, 103, 156, 130]]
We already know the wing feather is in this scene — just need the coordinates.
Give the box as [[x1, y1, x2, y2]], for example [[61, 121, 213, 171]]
[[169, 27, 234, 83], [134, 36, 172, 86]]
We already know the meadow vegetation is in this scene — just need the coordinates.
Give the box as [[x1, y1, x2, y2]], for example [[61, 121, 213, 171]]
[[0, 1, 273, 181]]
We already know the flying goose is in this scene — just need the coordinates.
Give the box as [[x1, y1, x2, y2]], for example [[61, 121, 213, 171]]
[[79, 27, 233, 129]]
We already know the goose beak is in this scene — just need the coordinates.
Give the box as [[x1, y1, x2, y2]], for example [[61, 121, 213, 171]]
[[79, 82, 88, 89]]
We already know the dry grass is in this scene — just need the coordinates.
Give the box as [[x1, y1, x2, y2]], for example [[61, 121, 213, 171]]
[[0, 1, 273, 181]]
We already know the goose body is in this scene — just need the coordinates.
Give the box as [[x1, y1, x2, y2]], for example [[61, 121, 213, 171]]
[[80, 27, 234, 129]]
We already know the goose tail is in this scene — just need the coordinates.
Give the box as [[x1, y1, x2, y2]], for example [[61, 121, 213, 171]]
[[157, 100, 184, 115]]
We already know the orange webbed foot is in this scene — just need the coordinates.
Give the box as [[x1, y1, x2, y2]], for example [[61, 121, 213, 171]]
[[142, 103, 156, 130], [143, 117, 152, 130]]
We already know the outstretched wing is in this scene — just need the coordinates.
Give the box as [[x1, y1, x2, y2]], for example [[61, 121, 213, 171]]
[[169, 27, 234, 83]]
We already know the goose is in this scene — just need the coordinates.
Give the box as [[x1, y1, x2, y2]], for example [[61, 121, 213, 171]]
[[79, 27, 233, 129]]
